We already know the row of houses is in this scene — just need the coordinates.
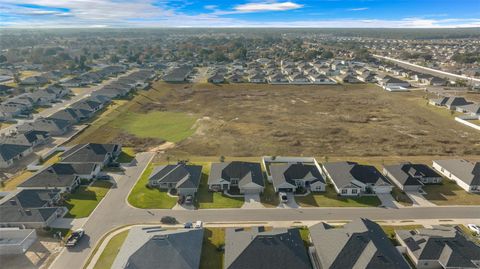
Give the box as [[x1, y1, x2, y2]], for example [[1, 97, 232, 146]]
[[0, 143, 122, 229], [379, 64, 449, 86], [0, 84, 72, 121], [0, 69, 155, 168], [109, 219, 480, 269], [146, 158, 480, 200], [62, 65, 127, 87], [429, 96, 480, 118]]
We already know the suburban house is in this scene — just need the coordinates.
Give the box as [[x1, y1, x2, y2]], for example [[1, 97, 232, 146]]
[[19, 76, 49, 86], [0, 143, 33, 168], [163, 66, 192, 82], [457, 103, 480, 116], [309, 218, 411, 269], [248, 73, 266, 83], [432, 159, 480, 193], [111, 227, 204, 269], [0, 130, 50, 147], [322, 161, 393, 196], [148, 164, 202, 196], [443, 97, 471, 110], [17, 117, 71, 136], [0, 189, 63, 228], [396, 226, 480, 269], [60, 143, 121, 168], [208, 161, 265, 194], [225, 227, 311, 269], [383, 163, 442, 191], [270, 163, 325, 193], [268, 73, 289, 84], [18, 162, 100, 192], [208, 73, 225, 84]]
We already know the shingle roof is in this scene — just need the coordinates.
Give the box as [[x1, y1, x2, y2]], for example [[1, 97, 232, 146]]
[[310, 219, 411, 269], [270, 163, 325, 189], [0, 143, 31, 162], [225, 227, 311, 269], [384, 163, 441, 187], [323, 162, 391, 188], [148, 164, 202, 189], [434, 159, 480, 186], [208, 161, 264, 188], [112, 228, 204, 269], [11, 189, 61, 208], [61, 143, 119, 163], [18, 162, 97, 188]]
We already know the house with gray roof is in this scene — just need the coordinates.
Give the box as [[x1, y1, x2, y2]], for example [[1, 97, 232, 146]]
[[0, 130, 50, 147], [309, 218, 411, 269], [0, 143, 33, 168], [270, 163, 325, 193], [18, 162, 100, 192], [383, 163, 442, 191], [17, 117, 71, 136], [322, 162, 393, 196], [0, 228, 37, 255], [445, 97, 471, 110], [0, 189, 63, 228], [60, 143, 121, 167], [148, 164, 202, 196], [432, 159, 480, 193], [396, 226, 480, 269], [208, 161, 264, 194], [111, 227, 204, 269], [457, 103, 480, 116], [225, 227, 311, 269]]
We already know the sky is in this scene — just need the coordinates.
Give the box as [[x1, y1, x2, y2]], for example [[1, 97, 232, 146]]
[[1, 0, 479, 28]]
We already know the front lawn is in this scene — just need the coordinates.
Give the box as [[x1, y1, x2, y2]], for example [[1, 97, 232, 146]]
[[93, 229, 129, 269], [423, 180, 480, 205], [127, 163, 177, 209], [200, 228, 225, 269], [295, 185, 381, 207], [63, 181, 112, 218], [112, 111, 197, 143], [195, 162, 244, 209]]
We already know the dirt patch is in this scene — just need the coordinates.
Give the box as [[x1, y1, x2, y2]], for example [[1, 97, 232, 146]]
[[115, 132, 166, 152]]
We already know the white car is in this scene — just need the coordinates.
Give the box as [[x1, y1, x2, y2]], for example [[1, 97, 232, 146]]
[[467, 224, 480, 235], [279, 192, 288, 203], [194, 220, 203, 229]]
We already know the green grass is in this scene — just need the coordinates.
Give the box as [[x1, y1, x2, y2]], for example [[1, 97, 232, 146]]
[[117, 147, 136, 163], [93, 229, 130, 269], [298, 227, 311, 247], [127, 163, 177, 209], [200, 228, 225, 269], [194, 162, 244, 209], [112, 111, 197, 143], [296, 184, 381, 207], [64, 181, 113, 218], [381, 225, 423, 245], [423, 180, 480, 205], [260, 182, 279, 207], [458, 224, 480, 244]]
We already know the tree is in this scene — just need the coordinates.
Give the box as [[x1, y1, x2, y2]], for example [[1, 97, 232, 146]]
[[321, 50, 334, 59], [0, 55, 7, 63]]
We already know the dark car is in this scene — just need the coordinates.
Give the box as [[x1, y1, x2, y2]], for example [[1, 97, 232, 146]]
[[185, 195, 193, 205], [65, 229, 84, 247], [184, 222, 193, 229]]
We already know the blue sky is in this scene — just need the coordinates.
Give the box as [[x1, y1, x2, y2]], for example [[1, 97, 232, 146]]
[[1, 0, 479, 28]]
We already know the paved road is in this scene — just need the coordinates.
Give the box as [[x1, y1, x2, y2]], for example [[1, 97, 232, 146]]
[[50, 152, 480, 269], [373, 55, 480, 85]]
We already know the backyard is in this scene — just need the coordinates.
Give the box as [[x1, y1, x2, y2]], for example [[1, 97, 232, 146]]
[[295, 184, 381, 207], [423, 180, 480, 205], [200, 228, 225, 269], [63, 181, 113, 218]]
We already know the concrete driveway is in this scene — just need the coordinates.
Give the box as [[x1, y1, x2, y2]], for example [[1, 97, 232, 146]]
[[242, 193, 264, 209], [406, 191, 437, 207], [377, 193, 400, 209], [277, 193, 300, 209]]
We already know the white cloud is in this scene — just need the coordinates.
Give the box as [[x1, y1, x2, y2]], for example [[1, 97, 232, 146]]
[[234, 1, 303, 12], [348, 7, 368, 11]]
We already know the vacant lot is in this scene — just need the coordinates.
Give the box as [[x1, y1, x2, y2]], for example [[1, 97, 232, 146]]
[[71, 82, 480, 157]]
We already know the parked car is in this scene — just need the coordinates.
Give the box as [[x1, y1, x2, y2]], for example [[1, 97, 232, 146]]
[[97, 174, 112, 180], [194, 220, 203, 229], [279, 192, 288, 203], [65, 229, 85, 247], [185, 195, 193, 205], [184, 222, 193, 229], [467, 224, 480, 235]]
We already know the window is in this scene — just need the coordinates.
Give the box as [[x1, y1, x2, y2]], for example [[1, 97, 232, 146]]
[[341, 189, 347, 194], [352, 189, 358, 194]]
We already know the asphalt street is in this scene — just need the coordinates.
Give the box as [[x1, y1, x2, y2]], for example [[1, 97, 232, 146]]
[[50, 152, 480, 269]]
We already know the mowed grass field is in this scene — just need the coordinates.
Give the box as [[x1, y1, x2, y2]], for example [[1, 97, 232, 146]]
[[64, 181, 113, 218], [70, 81, 480, 158]]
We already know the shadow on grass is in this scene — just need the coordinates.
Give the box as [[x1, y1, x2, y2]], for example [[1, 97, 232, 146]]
[[199, 228, 224, 269]]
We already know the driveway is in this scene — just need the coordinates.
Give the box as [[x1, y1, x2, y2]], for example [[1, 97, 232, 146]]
[[377, 193, 400, 209], [277, 193, 300, 209], [241, 193, 264, 209], [406, 191, 437, 207]]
